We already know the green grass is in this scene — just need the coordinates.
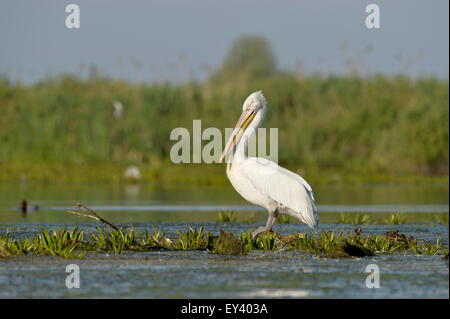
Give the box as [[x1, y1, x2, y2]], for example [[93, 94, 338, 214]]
[[1, 226, 447, 259], [339, 213, 372, 225], [334, 212, 450, 225], [410, 238, 445, 256], [277, 215, 292, 224], [258, 231, 278, 250], [0, 36, 448, 184], [175, 227, 206, 250], [241, 212, 256, 223], [433, 214, 449, 226], [217, 210, 237, 223], [0, 226, 87, 259], [384, 213, 408, 225], [0, 72, 448, 184], [317, 212, 449, 225]]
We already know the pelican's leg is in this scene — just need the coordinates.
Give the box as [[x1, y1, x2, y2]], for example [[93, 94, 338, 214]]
[[266, 209, 279, 231], [251, 209, 278, 238]]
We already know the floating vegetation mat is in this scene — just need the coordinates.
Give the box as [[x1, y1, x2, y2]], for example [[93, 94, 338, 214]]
[[1, 226, 448, 259]]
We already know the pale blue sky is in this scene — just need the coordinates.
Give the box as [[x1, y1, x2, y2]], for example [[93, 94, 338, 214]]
[[0, 0, 448, 84]]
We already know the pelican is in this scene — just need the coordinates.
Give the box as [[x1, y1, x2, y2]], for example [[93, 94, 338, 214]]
[[219, 91, 318, 236]]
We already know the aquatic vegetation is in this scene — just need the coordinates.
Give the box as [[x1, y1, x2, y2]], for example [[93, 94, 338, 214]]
[[384, 213, 408, 225], [0, 227, 447, 259], [293, 231, 347, 255], [339, 213, 372, 225], [257, 231, 278, 250], [289, 229, 436, 257], [1, 69, 448, 184], [238, 232, 259, 251], [367, 233, 410, 252], [0, 227, 86, 259], [174, 227, 206, 250], [338, 213, 351, 224], [433, 214, 449, 226], [241, 213, 256, 223], [410, 238, 446, 256], [213, 230, 246, 256], [277, 215, 292, 224], [90, 227, 138, 254], [141, 226, 169, 249], [0, 231, 33, 257], [353, 213, 372, 225], [217, 210, 237, 223], [33, 227, 86, 258]]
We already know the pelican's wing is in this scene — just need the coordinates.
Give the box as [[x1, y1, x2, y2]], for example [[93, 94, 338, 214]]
[[242, 157, 318, 228]]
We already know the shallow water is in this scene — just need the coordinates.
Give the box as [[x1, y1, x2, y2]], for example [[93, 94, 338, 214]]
[[0, 182, 448, 298], [0, 182, 448, 223], [0, 222, 448, 298]]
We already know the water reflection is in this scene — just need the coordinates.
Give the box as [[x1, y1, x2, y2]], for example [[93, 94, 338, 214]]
[[0, 182, 448, 223]]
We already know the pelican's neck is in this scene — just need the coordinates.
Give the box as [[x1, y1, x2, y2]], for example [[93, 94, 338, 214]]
[[230, 108, 265, 165]]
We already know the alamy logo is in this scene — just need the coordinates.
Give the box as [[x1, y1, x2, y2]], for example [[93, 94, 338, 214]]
[[65, 4, 80, 29], [65, 264, 80, 288], [169, 120, 278, 164], [365, 264, 380, 288], [365, 4, 380, 29]]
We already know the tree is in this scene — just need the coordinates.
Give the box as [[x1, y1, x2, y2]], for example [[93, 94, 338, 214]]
[[219, 35, 277, 80]]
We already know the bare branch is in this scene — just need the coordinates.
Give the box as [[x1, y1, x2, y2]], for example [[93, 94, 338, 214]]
[[66, 203, 119, 231]]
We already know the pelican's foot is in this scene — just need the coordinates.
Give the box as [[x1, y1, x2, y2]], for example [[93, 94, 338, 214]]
[[251, 227, 272, 238]]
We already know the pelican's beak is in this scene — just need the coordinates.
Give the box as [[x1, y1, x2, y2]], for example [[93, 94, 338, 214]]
[[219, 108, 256, 163]]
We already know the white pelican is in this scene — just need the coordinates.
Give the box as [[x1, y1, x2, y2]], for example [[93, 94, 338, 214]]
[[219, 91, 318, 236]]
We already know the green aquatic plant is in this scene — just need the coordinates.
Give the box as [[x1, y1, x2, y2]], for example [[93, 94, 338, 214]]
[[90, 227, 137, 254], [366, 234, 409, 252], [241, 213, 256, 223], [353, 213, 372, 225], [277, 215, 292, 224], [384, 213, 408, 225], [258, 231, 278, 250], [294, 232, 344, 254], [238, 232, 259, 251], [338, 213, 351, 224], [33, 226, 86, 259], [1, 227, 447, 259], [213, 230, 246, 256], [291, 230, 420, 257], [217, 210, 237, 223], [410, 238, 445, 256], [175, 227, 206, 250], [433, 214, 449, 226], [338, 213, 371, 225], [141, 226, 168, 249], [0, 230, 33, 257]]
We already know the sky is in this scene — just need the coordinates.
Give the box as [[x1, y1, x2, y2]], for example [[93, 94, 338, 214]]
[[0, 0, 448, 85]]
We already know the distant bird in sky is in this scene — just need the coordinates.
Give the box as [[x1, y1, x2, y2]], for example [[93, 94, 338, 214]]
[[220, 91, 319, 237], [21, 200, 38, 217]]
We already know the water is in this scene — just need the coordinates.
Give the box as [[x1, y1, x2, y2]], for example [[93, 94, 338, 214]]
[[0, 182, 448, 223], [0, 182, 448, 298], [0, 222, 448, 298]]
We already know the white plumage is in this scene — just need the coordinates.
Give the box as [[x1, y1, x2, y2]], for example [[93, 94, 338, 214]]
[[220, 91, 319, 236], [242, 157, 318, 227]]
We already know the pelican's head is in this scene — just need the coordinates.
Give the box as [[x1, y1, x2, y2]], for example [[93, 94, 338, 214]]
[[242, 90, 266, 112], [220, 91, 267, 163]]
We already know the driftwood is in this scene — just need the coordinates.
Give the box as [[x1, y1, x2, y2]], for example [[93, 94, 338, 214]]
[[67, 203, 119, 231]]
